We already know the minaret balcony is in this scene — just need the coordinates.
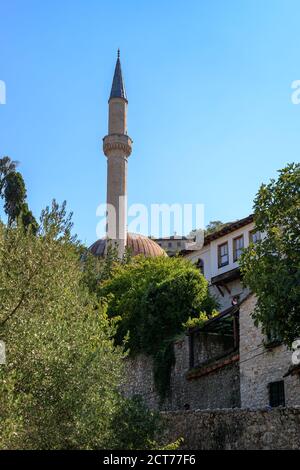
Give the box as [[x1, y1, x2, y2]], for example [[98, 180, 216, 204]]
[[103, 134, 133, 157]]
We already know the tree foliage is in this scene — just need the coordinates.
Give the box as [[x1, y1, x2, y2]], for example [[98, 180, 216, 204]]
[[0, 156, 18, 193], [110, 395, 164, 450], [0, 157, 38, 233], [99, 256, 218, 399], [205, 220, 227, 235], [240, 163, 300, 346], [3, 172, 26, 225], [0, 201, 123, 448], [0, 201, 167, 449], [189, 220, 229, 238]]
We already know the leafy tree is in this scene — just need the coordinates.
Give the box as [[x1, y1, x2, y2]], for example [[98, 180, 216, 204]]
[[240, 163, 300, 346], [205, 220, 227, 235], [100, 256, 217, 399], [20, 202, 39, 235], [188, 220, 229, 238], [0, 157, 37, 232], [81, 245, 131, 295], [0, 156, 18, 194], [3, 171, 26, 225], [0, 201, 122, 449], [0, 201, 169, 449], [110, 395, 164, 450]]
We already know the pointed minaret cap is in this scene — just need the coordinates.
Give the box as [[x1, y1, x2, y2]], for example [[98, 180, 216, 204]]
[[109, 49, 127, 101]]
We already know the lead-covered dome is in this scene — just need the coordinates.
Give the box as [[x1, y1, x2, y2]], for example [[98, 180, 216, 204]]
[[89, 232, 166, 258]]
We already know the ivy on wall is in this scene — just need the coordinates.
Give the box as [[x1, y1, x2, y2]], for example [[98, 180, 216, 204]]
[[98, 255, 218, 401]]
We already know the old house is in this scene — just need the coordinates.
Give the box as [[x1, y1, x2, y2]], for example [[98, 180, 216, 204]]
[[123, 216, 300, 410], [91, 52, 300, 412], [185, 217, 300, 409]]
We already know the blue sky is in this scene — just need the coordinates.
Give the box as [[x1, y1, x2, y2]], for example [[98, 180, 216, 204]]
[[0, 0, 299, 245]]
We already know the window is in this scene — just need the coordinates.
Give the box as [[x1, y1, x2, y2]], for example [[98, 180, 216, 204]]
[[218, 242, 229, 268], [249, 230, 261, 244], [196, 258, 204, 274], [233, 235, 244, 262], [269, 381, 285, 407], [177, 241, 181, 247], [265, 328, 282, 348], [168, 242, 172, 248]]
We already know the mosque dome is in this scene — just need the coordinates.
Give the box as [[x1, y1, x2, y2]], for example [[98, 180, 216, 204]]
[[89, 232, 166, 258]]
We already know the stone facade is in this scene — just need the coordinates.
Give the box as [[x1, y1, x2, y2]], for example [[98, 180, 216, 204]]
[[162, 407, 300, 450], [122, 333, 240, 411], [239, 294, 300, 408], [122, 294, 300, 412], [121, 354, 167, 410], [119, 212, 300, 412]]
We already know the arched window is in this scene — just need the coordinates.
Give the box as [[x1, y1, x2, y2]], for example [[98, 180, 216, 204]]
[[196, 258, 204, 274]]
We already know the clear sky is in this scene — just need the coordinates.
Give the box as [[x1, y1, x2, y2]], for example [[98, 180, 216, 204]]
[[1, 0, 299, 245]]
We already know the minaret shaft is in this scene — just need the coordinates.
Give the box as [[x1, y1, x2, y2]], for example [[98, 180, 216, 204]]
[[109, 98, 127, 134]]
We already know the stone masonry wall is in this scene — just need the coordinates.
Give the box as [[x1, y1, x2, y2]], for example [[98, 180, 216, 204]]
[[239, 295, 300, 408], [171, 335, 240, 410], [122, 333, 240, 411], [192, 331, 234, 366], [162, 408, 300, 450]]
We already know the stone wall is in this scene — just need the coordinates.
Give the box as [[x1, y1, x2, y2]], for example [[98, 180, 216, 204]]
[[121, 354, 170, 410], [239, 295, 300, 408], [192, 331, 234, 366], [162, 407, 300, 450], [122, 333, 240, 411], [171, 335, 240, 410]]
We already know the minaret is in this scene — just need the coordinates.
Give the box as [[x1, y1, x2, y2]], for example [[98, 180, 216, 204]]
[[103, 50, 133, 258]]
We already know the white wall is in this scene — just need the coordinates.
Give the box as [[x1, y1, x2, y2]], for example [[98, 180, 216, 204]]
[[185, 221, 256, 311], [209, 222, 255, 278]]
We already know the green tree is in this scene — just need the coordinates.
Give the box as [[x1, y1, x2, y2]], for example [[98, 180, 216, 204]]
[[0, 201, 168, 449], [0, 201, 123, 449], [19, 202, 39, 235], [100, 256, 217, 399], [110, 395, 164, 450], [205, 220, 227, 235], [81, 245, 131, 295], [0, 156, 18, 194], [3, 171, 26, 225], [240, 163, 300, 346], [188, 220, 229, 238], [0, 157, 38, 232]]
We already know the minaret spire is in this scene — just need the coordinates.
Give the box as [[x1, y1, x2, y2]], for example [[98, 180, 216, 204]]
[[103, 53, 133, 258], [109, 49, 127, 101]]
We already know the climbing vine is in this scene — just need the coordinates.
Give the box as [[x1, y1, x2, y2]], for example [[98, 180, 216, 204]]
[[98, 255, 218, 401]]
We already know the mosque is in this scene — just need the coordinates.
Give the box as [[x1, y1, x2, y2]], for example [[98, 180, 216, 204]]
[[89, 53, 300, 413], [89, 51, 165, 259]]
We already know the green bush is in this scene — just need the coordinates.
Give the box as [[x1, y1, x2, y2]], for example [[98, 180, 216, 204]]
[[100, 256, 217, 399]]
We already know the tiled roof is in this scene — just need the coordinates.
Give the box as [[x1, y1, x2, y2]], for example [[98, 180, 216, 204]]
[[204, 214, 254, 245]]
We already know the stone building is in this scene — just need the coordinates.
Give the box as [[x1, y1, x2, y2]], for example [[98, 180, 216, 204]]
[[91, 53, 300, 412], [151, 235, 195, 257], [185, 218, 300, 409], [123, 216, 300, 410], [239, 294, 300, 408]]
